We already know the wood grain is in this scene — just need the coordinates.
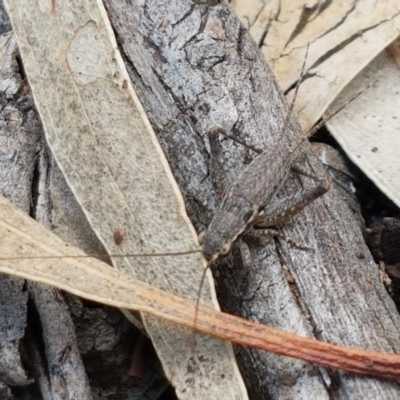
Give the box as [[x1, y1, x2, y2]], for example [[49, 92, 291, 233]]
[[103, 1, 400, 398]]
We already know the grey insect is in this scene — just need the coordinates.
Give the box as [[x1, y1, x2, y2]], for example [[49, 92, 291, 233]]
[[198, 126, 330, 263]]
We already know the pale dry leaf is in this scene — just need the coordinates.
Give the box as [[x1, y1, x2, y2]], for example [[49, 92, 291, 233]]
[[233, 0, 400, 132], [325, 47, 400, 208], [4, 0, 247, 398]]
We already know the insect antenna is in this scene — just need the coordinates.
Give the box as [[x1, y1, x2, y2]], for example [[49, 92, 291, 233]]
[[213, 43, 310, 154], [190, 258, 214, 361], [0, 249, 202, 262], [286, 78, 378, 159], [305, 79, 379, 139]]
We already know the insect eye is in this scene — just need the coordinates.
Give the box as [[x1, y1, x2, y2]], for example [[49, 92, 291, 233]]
[[220, 243, 231, 256], [198, 231, 205, 245]]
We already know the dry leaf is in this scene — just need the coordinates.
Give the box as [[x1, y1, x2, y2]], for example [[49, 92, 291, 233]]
[[3, 0, 246, 398], [233, 0, 400, 132], [325, 47, 400, 208]]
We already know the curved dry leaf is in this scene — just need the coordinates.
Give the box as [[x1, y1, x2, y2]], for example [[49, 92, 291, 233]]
[[2, 193, 400, 380], [325, 47, 400, 208], [233, 0, 400, 132], [4, 0, 247, 398]]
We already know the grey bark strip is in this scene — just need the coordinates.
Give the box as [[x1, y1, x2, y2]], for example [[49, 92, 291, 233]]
[[3, 0, 247, 399], [0, 16, 93, 396], [0, 30, 31, 389], [103, 1, 400, 399]]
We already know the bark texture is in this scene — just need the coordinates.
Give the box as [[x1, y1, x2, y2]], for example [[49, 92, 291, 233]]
[[0, 20, 39, 392], [102, 1, 400, 398]]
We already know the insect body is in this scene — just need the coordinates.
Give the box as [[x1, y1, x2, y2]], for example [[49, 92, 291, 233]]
[[199, 126, 329, 262]]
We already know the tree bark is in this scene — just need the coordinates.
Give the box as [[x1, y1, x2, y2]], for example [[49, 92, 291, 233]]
[[102, 0, 400, 399]]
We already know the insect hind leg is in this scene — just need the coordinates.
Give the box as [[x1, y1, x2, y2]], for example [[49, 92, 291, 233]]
[[242, 173, 329, 251], [254, 176, 329, 230], [242, 228, 314, 251]]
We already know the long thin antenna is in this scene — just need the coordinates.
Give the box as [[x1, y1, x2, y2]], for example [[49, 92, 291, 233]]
[[0, 248, 202, 261], [191, 259, 214, 352], [277, 42, 310, 143], [306, 79, 379, 139], [214, 43, 310, 153]]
